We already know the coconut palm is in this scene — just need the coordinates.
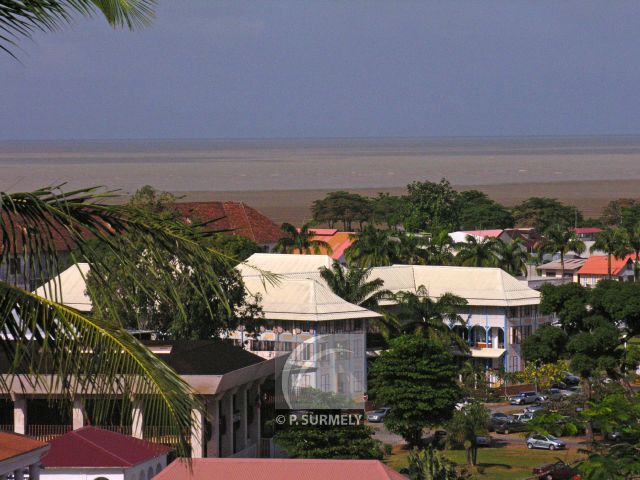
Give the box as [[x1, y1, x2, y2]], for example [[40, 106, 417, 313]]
[[0, 186, 240, 454], [591, 227, 632, 279], [425, 229, 456, 266], [1, 0, 156, 56], [395, 231, 429, 265], [319, 261, 398, 338], [274, 222, 332, 255], [624, 223, 640, 281], [394, 285, 469, 351], [345, 225, 398, 267], [494, 238, 529, 277], [455, 235, 499, 268], [537, 226, 586, 278]]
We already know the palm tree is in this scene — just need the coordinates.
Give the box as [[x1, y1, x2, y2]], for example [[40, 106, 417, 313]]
[[455, 235, 499, 268], [394, 285, 469, 351], [345, 225, 398, 267], [591, 227, 632, 279], [319, 261, 398, 338], [537, 226, 586, 278], [395, 232, 429, 265], [1, 0, 155, 56], [425, 229, 455, 265], [624, 223, 640, 281], [0, 186, 237, 454], [274, 222, 332, 255], [494, 238, 529, 277]]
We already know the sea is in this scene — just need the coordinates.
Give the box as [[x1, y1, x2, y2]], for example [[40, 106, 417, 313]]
[[2, 136, 640, 195]]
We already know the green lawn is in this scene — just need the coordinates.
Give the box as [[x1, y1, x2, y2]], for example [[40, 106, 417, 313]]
[[385, 446, 585, 480]]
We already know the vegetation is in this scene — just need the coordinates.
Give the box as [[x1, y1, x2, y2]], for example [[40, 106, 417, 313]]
[[274, 222, 332, 254], [273, 419, 382, 459], [512, 197, 583, 231], [455, 235, 499, 268], [455, 190, 514, 230], [446, 402, 491, 466], [590, 227, 631, 278], [405, 446, 465, 480], [346, 225, 398, 267], [311, 191, 373, 230], [536, 225, 585, 277], [319, 261, 387, 310], [403, 179, 461, 232], [0, 186, 236, 454], [368, 335, 461, 447]]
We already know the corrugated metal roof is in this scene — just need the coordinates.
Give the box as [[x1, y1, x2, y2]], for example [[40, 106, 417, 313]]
[[242, 276, 381, 321], [471, 348, 506, 359], [33, 263, 92, 312], [42, 427, 170, 469], [537, 258, 586, 271], [370, 265, 540, 307], [155, 458, 407, 480], [237, 253, 334, 276]]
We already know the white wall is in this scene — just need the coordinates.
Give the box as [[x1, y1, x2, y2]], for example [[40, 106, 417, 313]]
[[41, 455, 167, 480]]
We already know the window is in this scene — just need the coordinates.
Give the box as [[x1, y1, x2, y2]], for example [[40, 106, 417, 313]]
[[353, 371, 363, 392], [353, 338, 363, 358], [300, 343, 313, 361], [510, 326, 522, 345], [337, 373, 349, 394], [522, 325, 532, 340], [320, 374, 331, 392]]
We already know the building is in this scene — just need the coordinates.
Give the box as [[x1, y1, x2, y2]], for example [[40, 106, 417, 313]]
[[236, 253, 333, 277], [290, 229, 355, 262], [536, 258, 587, 282], [41, 427, 170, 480], [572, 227, 603, 242], [368, 265, 548, 374], [576, 254, 637, 287], [155, 458, 407, 480], [173, 201, 282, 251], [0, 432, 49, 480], [449, 229, 511, 244]]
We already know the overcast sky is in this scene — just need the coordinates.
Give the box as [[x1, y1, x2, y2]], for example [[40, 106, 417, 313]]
[[2, 1, 640, 140]]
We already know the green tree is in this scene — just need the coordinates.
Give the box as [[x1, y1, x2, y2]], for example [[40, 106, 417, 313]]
[[425, 229, 456, 265], [274, 418, 382, 459], [521, 324, 569, 364], [311, 191, 373, 230], [494, 238, 529, 276], [456, 190, 514, 230], [404, 179, 460, 232], [623, 224, 640, 281], [590, 227, 631, 278], [539, 282, 590, 333], [274, 222, 332, 254], [455, 235, 499, 268], [512, 197, 583, 232], [601, 198, 640, 231], [0, 0, 155, 56], [372, 193, 406, 230], [446, 402, 490, 466], [590, 279, 640, 336], [396, 231, 430, 265], [537, 225, 586, 278], [394, 286, 469, 351], [210, 234, 263, 261], [369, 335, 461, 447], [406, 446, 464, 480], [346, 225, 398, 267], [320, 261, 387, 311], [0, 186, 235, 454]]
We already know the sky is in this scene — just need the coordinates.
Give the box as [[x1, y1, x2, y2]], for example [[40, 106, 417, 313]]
[[2, 1, 640, 140]]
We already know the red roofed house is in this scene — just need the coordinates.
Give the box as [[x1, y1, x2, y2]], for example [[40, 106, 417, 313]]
[[156, 458, 407, 480], [172, 201, 282, 251], [41, 426, 171, 480], [572, 227, 603, 242], [577, 254, 637, 287], [0, 432, 49, 480]]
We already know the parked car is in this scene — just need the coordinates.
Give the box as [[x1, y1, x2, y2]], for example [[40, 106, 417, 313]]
[[494, 419, 528, 434], [488, 412, 510, 431], [524, 405, 547, 414], [527, 434, 566, 450], [429, 430, 492, 448], [475, 435, 492, 447], [510, 391, 540, 405], [513, 412, 535, 423], [532, 460, 578, 480], [539, 388, 562, 402], [366, 407, 390, 423], [563, 372, 581, 385], [559, 386, 580, 399]]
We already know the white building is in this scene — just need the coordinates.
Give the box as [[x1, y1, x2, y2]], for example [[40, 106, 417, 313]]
[[368, 265, 549, 373]]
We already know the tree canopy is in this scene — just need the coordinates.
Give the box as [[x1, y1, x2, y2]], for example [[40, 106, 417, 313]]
[[455, 190, 514, 230], [512, 197, 583, 231], [403, 179, 461, 232]]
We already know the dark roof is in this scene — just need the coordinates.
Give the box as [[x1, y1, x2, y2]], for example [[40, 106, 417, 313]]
[[142, 339, 264, 375], [42, 427, 170, 469], [172, 201, 281, 244]]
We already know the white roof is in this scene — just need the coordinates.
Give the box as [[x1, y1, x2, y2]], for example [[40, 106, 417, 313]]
[[369, 265, 540, 307], [33, 263, 92, 312], [237, 253, 333, 277], [243, 276, 380, 322]]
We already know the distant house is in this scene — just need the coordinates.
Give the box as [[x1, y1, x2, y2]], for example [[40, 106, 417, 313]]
[[173, 201, 282, 251], [577, 254, 637, 287], [41, 427, 170, 480], [155, 458, 407, 480], [536, 258, 587, 282], [449, 229, 511, 244], [0, 432, 49, 480], [572, 227, 603, 242], [305, 228, 355, 262]]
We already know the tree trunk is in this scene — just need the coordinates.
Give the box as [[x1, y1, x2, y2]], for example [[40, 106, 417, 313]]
[[560, 252, 565, 279], [466, 446, 473, 466], [472, 446, 478, 466], [581, 377, 594, 441]]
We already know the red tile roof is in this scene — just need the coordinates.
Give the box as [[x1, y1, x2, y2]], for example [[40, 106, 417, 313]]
[[0, 432, 48, 462], [573, 227, 603, 234], [173, 201, 281, 244], [41, 427, 171, 469], [577, 254, 637, 276], [156, 458, 407, 480]]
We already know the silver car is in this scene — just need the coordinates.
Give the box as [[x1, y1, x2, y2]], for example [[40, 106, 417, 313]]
[[509, 391, 540, 405], [367, 407, 390, 423], [527, 433, 566, 450]]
